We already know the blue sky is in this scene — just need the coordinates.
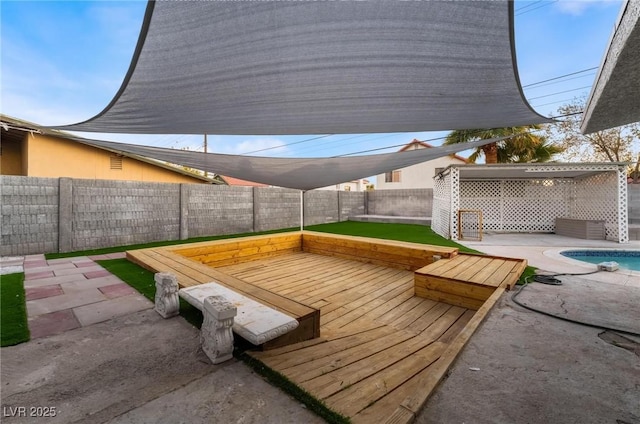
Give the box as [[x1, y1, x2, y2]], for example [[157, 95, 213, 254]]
[[0, 0, 625, 164]]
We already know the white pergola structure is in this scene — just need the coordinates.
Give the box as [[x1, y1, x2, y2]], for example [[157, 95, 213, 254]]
[[432, 163, 629, 243]]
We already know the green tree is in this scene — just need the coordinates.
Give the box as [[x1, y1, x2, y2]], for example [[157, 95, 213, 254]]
[[444, 125, 561, 164], [545, 97, 639, 163]]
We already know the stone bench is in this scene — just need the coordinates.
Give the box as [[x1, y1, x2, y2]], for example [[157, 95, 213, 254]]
[[153, 273, 299, 364]]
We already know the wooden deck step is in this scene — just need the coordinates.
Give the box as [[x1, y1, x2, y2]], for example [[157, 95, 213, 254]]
[[414, 253, 527, 310]]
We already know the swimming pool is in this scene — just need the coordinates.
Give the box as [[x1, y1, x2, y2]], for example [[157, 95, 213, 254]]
[[560, 250, 640, 271]]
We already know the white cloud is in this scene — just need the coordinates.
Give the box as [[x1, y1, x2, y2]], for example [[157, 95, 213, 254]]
[[554, 0, 619, 16]]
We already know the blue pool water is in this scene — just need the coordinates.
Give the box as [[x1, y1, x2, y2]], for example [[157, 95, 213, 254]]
[[560, 250, 640, 271]]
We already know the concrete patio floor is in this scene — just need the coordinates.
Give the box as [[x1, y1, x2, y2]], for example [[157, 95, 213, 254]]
[[418, 233, 640, 424], [1, 233, 639, 423]]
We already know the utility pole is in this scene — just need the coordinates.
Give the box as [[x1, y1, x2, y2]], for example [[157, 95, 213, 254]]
[[204, 134, 208, 178]]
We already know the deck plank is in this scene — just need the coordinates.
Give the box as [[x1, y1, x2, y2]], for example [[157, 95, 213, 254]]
[[324, 342, 447, 417]]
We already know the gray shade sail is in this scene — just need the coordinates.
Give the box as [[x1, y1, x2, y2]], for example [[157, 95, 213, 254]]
[[581, 0, 640, 134], [69, 135, 507, 191], [54, 1, 549, 135]]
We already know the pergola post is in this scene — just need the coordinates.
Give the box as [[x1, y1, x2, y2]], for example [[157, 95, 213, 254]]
[[449, 167, 460, 241], [617, 166, 629, 243]]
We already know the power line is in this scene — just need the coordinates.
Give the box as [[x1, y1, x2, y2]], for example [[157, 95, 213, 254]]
[[533, 96, 587, 108], [522, 67, 598, 88], [527, 85, 592, 101], [523, 72, 596, 90], [515, 1, 544, 12], [515, 0, 558, 16], [293, 133, 398, 156], [549, 111, 583, 119], [240, 134, 333, 155]]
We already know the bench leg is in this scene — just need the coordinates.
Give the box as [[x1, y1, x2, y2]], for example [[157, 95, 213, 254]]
[[201, 295, 237, 364], [154, 273, 180, 318]]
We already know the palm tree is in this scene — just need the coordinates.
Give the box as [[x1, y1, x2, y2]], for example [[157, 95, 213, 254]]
[[444, 125, 562, 164], [506, 138, 564, 163]]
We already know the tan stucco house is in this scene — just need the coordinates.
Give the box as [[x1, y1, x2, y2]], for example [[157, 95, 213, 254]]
[[1, 115, 219, 184], [375, 139, 467, 190]]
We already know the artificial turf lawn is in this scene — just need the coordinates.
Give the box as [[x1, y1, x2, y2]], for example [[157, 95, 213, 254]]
[[47, 222, 476, 260], [96, 259, 204, 329], [305, 221, 480, 253], [0, 273, 30, 347]]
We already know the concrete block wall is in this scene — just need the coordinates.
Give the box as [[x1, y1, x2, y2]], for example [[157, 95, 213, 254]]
[[187, 185, 253, 238], [70, 179, 181, 251], [304, 191, 340, 226], [339, 191, 366, 221], [4, 174, 636, 255], [1, 176, 59, 255], [367, 189, 433, 217], [254, 187, 301, 232]]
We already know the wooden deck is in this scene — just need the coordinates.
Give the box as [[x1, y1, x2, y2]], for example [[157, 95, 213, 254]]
[[127, 233, 526, 423], [218, 252, 499, 423]]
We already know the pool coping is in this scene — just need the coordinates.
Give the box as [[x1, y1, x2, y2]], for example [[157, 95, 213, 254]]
[[543, 247, 640, 277]]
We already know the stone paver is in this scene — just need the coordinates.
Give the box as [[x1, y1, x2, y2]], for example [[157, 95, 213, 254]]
[[28, 309, 81, 339], [73, 294, 152, 326], [27, 289, 107, 317], [1, 256, 24, 275], [24, 270, 55, 279], [5, 252, 155, 338], [23, 274, 91, 288], [0, 265, 23, 275], [84, 269, 112, 279], [53, 265, 104, 276], [99, 283, 137, 299], [22, 259, 47, 268], [23, 263, 78, 273], [25, 284, 64, 301], [61, 275, 126, 292], [0, 257, 24, 266], [75, 261, 100, 268]]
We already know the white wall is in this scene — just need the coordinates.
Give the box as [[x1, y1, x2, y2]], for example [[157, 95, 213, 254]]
[[376, 155, 465, 190]]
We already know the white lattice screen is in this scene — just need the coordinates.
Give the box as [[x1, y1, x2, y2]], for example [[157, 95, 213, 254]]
[[431, 164, 627, 243], [431, 172, 451, 239], [460, 179, 572, 233], [571, 170, 627, 242]]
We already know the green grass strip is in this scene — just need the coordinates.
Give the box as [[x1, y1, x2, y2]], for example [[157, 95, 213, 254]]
[[1, 273, 30, 347], [518, 265, 538, 285], [47, 227, 299, 259], [304, 221, 480, 254], [96, 259, 204, 329]]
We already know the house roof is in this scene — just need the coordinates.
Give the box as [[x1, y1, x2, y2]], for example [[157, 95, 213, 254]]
[[0, 114, 222, 184], [220, 176, 269, 187], [581, 0, 640, 133], [399, 139, 468, 163], [438, 162, 627, 181]]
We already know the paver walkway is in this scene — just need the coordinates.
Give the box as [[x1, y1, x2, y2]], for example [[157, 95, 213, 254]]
[[1, 253, 152, 339]]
